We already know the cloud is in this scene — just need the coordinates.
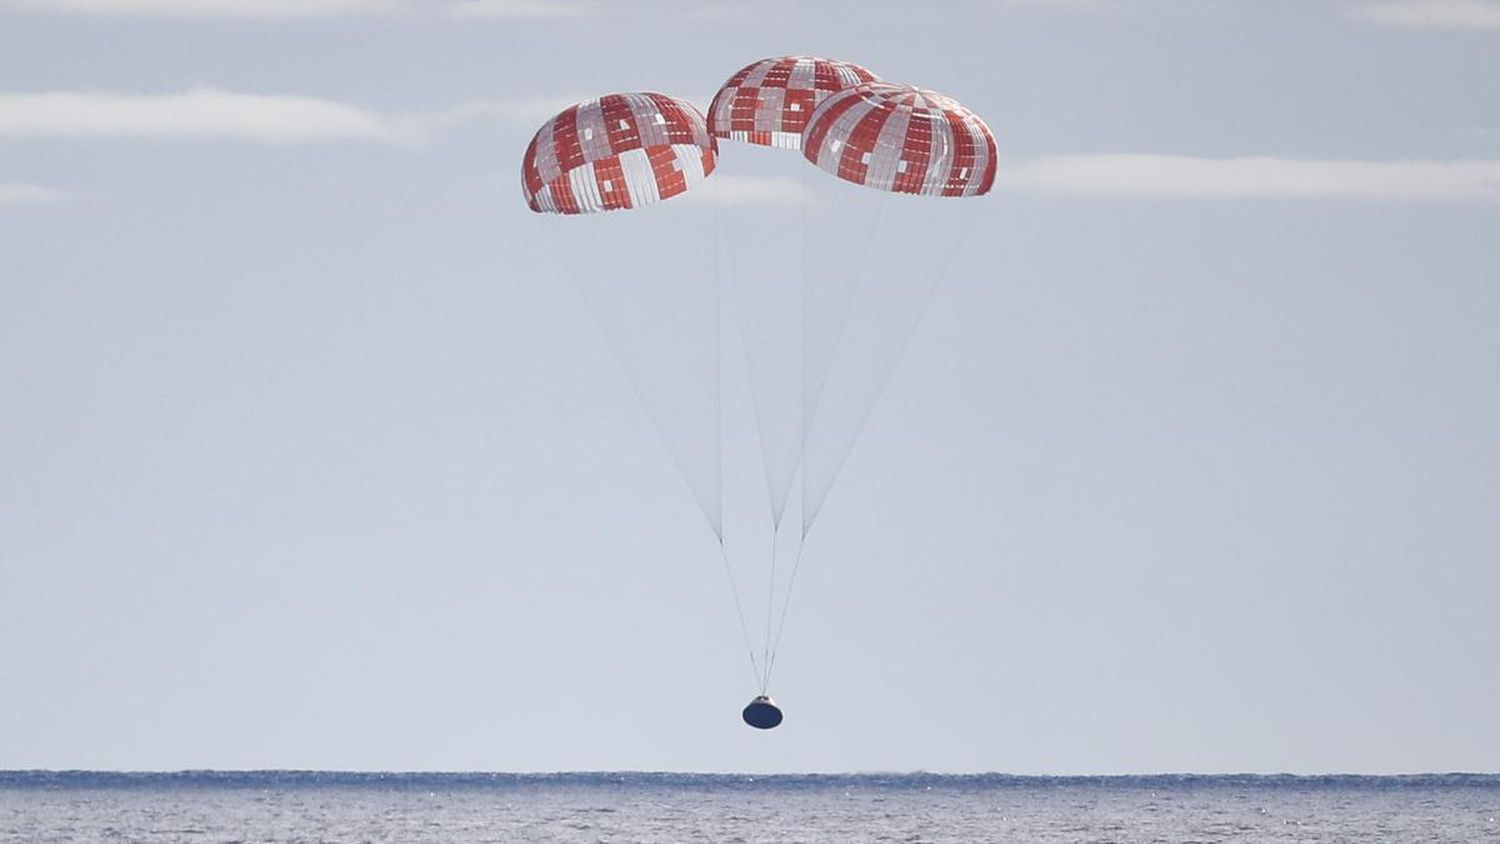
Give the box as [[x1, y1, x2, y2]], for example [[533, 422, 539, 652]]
[[686, 175, 805, 206], [1350, 0, 1500, 29], [447, 0, 583, 17], [0, 0, 401, 18], [0, 87, 399, 143], [0, 0, 586, 17], [657, 3, 755, 24], [986, 0, 1116, 7], [409, 95, 594, 131], [998, 155, 1500, 200], [0, 183, 70, 206], [0, 88, 611, 145]]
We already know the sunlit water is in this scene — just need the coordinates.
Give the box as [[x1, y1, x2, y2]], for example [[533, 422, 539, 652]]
[[3, 772, 1499, 842]]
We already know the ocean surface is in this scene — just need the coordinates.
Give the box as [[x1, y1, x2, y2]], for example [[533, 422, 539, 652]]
[[2, 771, 1498, 842]]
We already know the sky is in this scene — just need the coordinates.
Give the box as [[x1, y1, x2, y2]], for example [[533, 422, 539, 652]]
[[2, 0, 1498, 775]]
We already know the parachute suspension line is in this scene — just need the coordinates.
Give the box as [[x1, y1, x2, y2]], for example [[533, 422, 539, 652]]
[[717, 537, 764, 690], [713, 200, 724, 539], [763, 525, 810, 688], [758, 166, 826, 689], [764, 200, 987, 685], [752, 164, 816, 693], [801, 192, 891, 456], [799, 155, 809, 460], [750, 164, 822, 692], [722, 209, 786, 528], [801, 195, 983, 532], [799, 168, 811, 537], [540, 217, 722, 539], [541, 215, 751, 683], [800, 191, 891, 534], [759, 516, 784, 693], [711, 205, 763, 690]]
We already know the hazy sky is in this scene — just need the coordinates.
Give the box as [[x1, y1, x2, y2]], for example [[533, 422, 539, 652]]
[[2, 0, 1498, 775]]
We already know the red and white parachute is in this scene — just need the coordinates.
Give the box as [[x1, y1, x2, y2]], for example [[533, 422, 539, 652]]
[[522, 93, 716, 214], [708, 56, 877, 150], [803, 82, 997, 197]]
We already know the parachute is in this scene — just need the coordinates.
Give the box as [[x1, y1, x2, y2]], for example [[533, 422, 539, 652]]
[[523, 66, 995, 729], [802, 82, 997, 197], [523, 92, 716, 214], [708, 56, 877, 150]]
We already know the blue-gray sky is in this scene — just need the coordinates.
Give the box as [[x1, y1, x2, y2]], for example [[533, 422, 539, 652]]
[[2, 0, 1498, 774]]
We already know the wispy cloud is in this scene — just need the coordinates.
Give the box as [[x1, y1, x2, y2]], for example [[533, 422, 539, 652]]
[[986, 0, 1116, 7], [0, 88, 603, 144], [657, 3, 755, 24], [686, 175, 804, 206], [410, 95, 594, 131], [447, 0, 583, 17], [0, 182, 71, 206], [998, 155, 1500, 200], [0, 88, 399, 143], [1350, 0, 1500, 29], [0, 0, 402, 18], [0, 0, 587, 17]]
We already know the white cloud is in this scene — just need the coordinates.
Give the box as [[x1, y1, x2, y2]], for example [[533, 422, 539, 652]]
[[447, 0, 583, 17], [0, 0, 587, 17], [658, 3, 755, 24], [0, 87, 398, 143], [0, 88, 609, 145], [407, 94, 713, 133], [987, 0, 1115, 7], [0, 182, 70, 205], [685, 175, 804, 206], [998, 155, 1500, 200], [0, 0, 401, 18], [409, 95, 593, 131], [1350, 0, 1500, 29]]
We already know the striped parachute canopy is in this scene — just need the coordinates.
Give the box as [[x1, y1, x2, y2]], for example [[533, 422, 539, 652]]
[[708, 56, 877, 150], [802, 82, 997, 197], [522, 93, 717, 214]]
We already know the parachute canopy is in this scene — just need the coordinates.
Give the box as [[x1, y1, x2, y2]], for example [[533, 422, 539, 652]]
[[709, 56, 877, 150], [802, 82, 997, 197], [523, 92, 717, 214]]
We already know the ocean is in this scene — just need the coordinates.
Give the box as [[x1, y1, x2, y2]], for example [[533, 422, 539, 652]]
[[2, 772, 1498, 842]]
